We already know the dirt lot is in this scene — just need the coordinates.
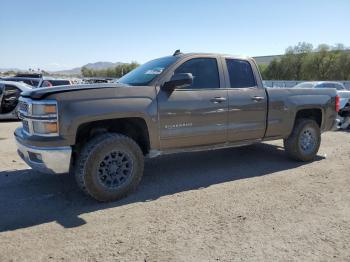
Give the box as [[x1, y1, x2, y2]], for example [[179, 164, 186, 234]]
[[0, 121, 349, 261]]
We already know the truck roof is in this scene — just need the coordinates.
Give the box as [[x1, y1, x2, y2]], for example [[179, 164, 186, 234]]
[[174, 52, 253, 61]]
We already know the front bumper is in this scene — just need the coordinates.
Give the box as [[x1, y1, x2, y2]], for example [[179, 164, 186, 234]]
[[16, 137, 72, 174]]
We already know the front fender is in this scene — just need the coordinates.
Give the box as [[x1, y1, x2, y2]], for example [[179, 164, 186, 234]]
[[61, 97, 158, 148], [50, 86, 160, 149]]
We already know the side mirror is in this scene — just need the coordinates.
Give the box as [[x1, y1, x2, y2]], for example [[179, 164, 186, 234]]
[[162, 73, 193, 91]]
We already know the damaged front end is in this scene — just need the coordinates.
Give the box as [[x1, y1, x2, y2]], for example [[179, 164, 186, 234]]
[[0, 83, 22, 119], [337, 103, 350, 130]]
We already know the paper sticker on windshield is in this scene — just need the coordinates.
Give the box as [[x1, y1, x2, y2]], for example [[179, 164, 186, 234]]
[[145, 67, 164, 75]]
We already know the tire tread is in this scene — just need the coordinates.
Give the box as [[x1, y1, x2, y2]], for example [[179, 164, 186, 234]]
[[74, 133, 144, 201], [284, 118, 321, 162]]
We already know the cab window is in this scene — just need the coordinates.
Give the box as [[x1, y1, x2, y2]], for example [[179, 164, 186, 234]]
[[174, 58, 220, 89], [226, 59, 256, 88]]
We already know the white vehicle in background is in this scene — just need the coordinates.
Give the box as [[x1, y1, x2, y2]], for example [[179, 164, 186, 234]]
[[0, 81, 32, 120], [294, 81, 350, 129], [2, 73, 73, 88]]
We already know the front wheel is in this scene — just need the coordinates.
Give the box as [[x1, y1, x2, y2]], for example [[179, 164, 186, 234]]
[[75, 133, 144, 202], [284, 118, 321, 162]]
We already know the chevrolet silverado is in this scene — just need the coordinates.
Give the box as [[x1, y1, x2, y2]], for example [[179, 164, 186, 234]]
[[15, 52, 339, 201]]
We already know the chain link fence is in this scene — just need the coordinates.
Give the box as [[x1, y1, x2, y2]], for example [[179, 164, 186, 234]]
[[263, 80, 350, 90]]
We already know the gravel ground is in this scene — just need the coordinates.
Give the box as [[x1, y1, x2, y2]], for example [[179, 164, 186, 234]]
[[0, 121, 349, 262]]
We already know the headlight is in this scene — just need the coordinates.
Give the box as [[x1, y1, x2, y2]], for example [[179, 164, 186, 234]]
[[19, 98, 59, 137], [32, 103, 57, 116], [32, 121, 58, 134]]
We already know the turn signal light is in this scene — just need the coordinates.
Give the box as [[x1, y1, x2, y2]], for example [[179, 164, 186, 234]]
[[43, 105, 57, 114], [44, 122, 58, 133], [33, 121, 58, 134]]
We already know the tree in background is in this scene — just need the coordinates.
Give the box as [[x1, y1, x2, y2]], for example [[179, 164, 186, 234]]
[[81, 62, 139, 78], [283, 42, 313, 80], [260, 43, 350, 80]]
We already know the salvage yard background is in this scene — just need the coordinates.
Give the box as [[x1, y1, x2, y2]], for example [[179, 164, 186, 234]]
[[0, 121, 349, 261]]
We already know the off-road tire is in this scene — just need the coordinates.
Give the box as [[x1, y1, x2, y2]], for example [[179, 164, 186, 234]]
[[284, 118, 321, 162], [75, 133, 144, 202]]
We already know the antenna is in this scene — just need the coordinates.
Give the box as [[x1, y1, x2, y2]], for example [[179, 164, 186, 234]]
[[173, 49, 182, 56]]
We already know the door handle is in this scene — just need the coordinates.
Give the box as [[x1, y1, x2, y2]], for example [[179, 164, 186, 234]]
[[251, 96, 265, 102], [210, 97, 227, 103]]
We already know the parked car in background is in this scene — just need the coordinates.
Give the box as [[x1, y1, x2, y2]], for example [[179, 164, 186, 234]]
[[3, 73, 49, 88], [3, 73, 73, 88], [0, 81, 32, 120], [41, 79, 73, 87], [294, 81, 350, 129], [0, 75, 73, 120]]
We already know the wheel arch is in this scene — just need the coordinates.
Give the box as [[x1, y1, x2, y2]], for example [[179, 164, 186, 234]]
[[294, 108, 323, 128], [74, 117, 151, 155]]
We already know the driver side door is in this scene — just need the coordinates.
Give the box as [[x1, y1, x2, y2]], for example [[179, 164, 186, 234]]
[[157, 56, 228, 150]]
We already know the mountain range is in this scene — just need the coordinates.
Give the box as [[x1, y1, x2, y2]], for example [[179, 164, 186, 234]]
[[0, 62, 125, 76]]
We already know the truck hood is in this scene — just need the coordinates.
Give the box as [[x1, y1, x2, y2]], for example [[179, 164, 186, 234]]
[[21, 83, 125, 100]]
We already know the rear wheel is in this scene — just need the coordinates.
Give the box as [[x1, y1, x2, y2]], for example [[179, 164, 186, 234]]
[[75, 133, 144, 202], [284, 118, 321, 162]]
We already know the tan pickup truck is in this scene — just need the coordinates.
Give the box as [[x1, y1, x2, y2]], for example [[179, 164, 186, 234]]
[[15, 51, 339, 201]]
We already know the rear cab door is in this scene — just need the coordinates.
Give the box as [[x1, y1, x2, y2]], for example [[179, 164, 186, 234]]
[[221, 56, 268, 142]]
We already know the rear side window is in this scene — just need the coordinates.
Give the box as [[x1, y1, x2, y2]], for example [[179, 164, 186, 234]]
[[226, 59, 256, 88], [334, 83, 344, 90], [174, 58, 220, 89], [22, 79, 40, 87], [316, 83, 344, 90], [315, 83, 331, 89]]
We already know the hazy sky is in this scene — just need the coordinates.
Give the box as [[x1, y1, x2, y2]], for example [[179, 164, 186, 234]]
[[1, 0, 349, 70]]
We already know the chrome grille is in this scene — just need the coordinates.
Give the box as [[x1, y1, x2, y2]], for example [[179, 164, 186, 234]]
[[19, 101, 29, 114], [22, 119, 30, 133]]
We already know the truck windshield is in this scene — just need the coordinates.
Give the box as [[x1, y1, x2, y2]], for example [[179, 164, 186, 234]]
[[118, 56, 178, 86]]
